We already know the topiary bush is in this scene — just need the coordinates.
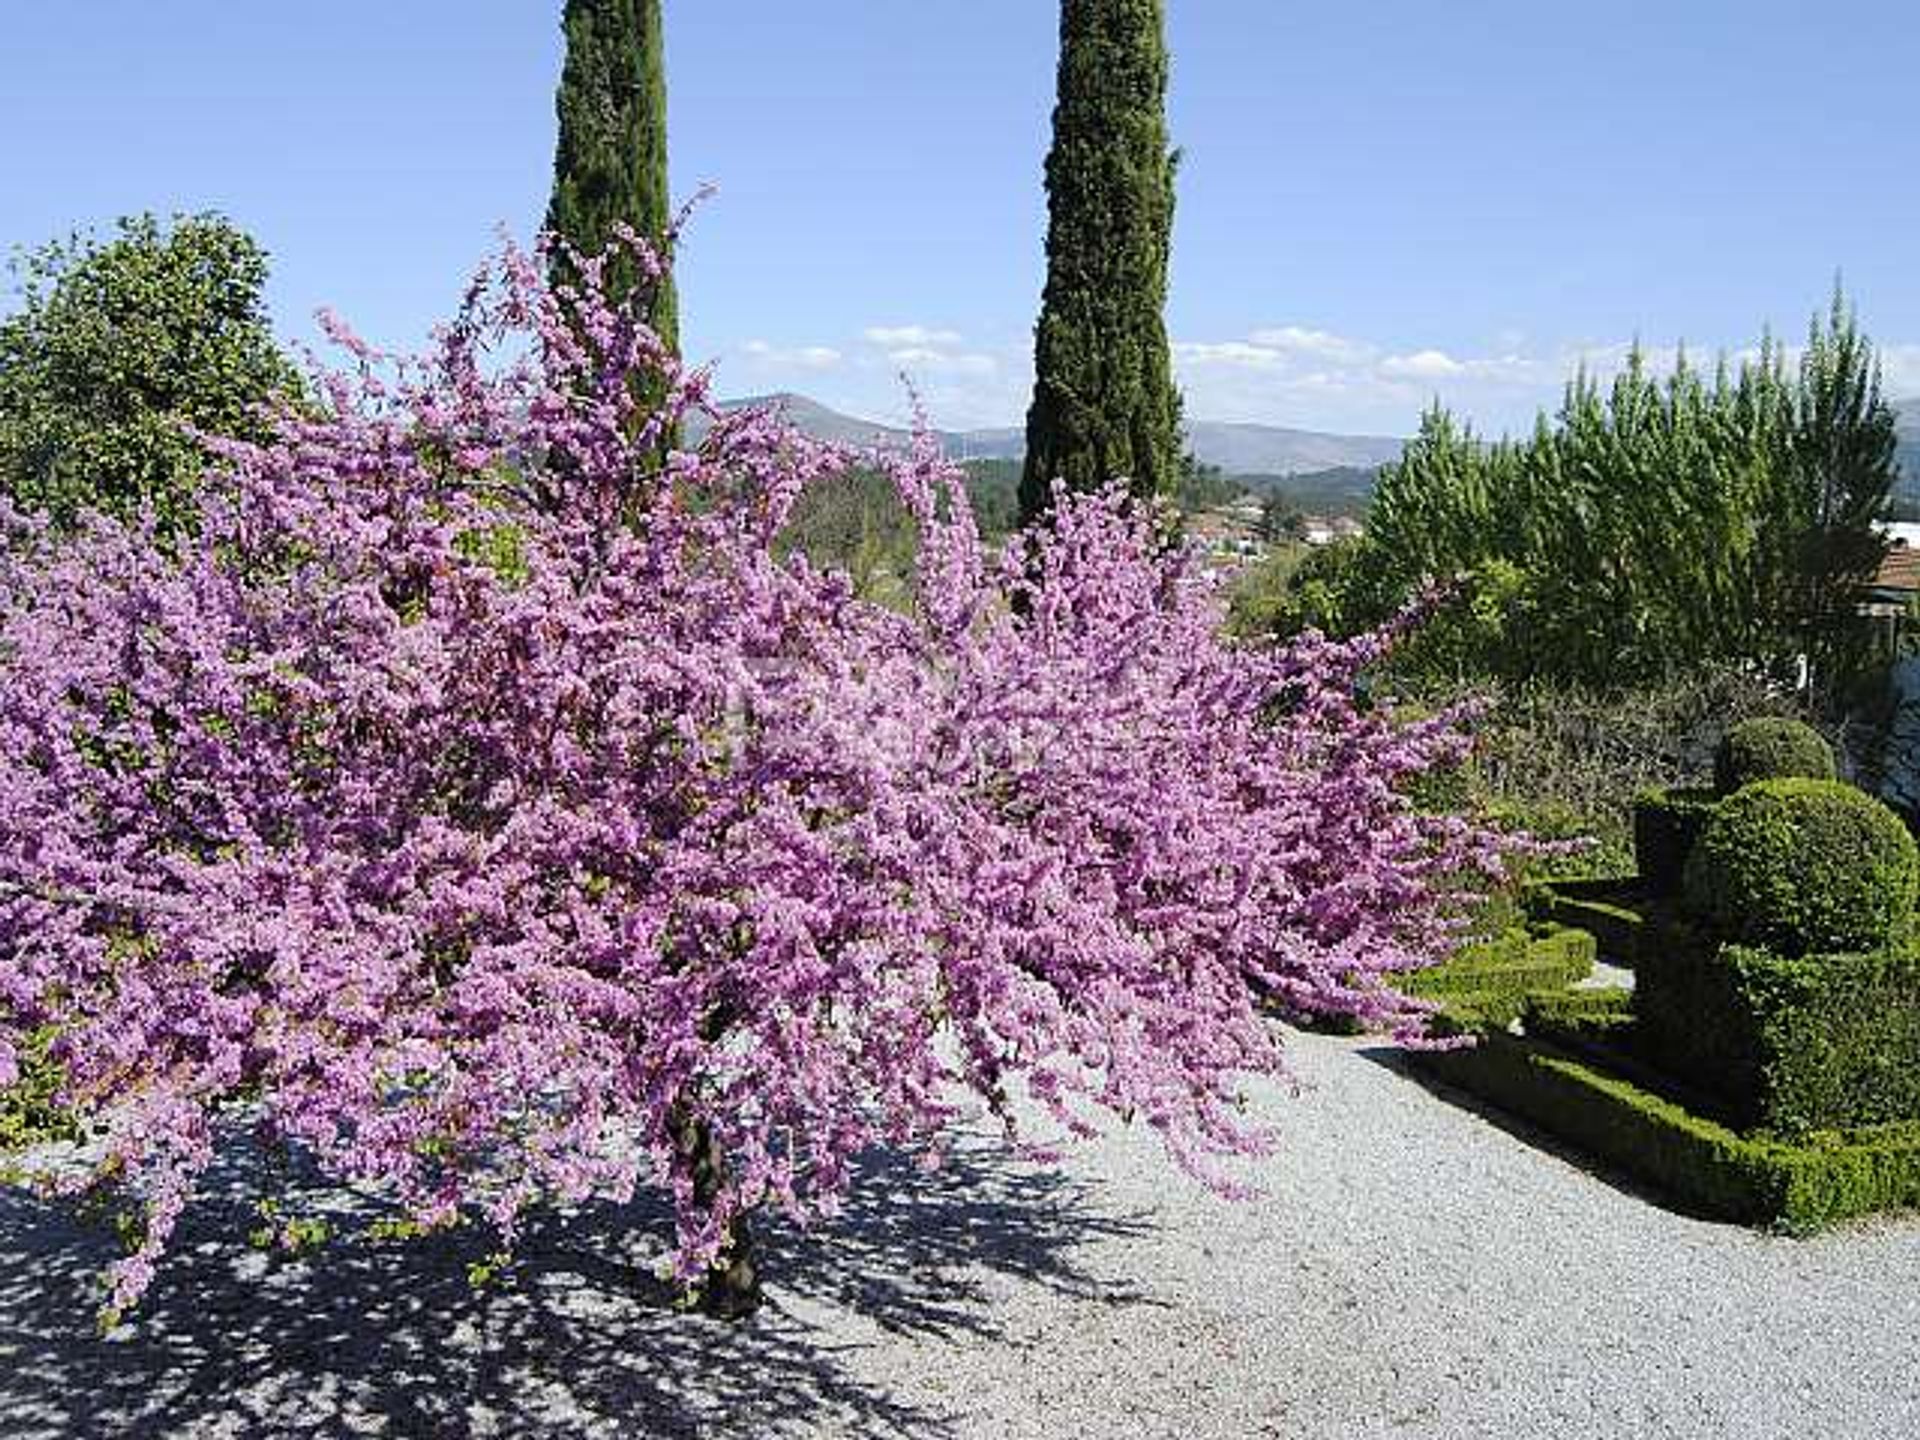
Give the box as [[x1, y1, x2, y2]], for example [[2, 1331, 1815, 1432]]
[[1632, 786, 1719, 897], [1682, 778, 1918, 956], [1713, 717, 1835, 795], [1721, 944, 1920, 1135], [1400, 925, 1596, 1027], [1413, 1023, 1920, 1231]]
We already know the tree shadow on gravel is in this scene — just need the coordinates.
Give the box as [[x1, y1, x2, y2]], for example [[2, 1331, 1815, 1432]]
[[0, 1135, 1157, 1439]]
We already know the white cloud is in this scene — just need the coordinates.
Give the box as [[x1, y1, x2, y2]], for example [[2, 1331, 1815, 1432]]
[[1246, 325, 1378, 365], [862, 325, 964, 348], [1379, 349, 1467, 380], [726, 320, 1920, 440], [1882, 345, 1920, 398], [741, 339, 842, 370], [1170, 327, 1556, 431], [884, 346, 999, 377], [1173, 340, 1290, 370]]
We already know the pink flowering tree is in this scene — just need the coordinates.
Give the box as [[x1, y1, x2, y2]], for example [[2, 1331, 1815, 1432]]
[[0, 236, 1513, 1323]]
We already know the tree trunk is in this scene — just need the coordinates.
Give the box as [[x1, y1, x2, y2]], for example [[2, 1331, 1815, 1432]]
[[669, 1102, 760, 1320]]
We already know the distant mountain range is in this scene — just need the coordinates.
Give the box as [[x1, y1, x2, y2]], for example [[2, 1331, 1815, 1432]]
[[696, 391, 1920, 503], [695, 393, 1406, 478], [1896, 400, 1920, 500]]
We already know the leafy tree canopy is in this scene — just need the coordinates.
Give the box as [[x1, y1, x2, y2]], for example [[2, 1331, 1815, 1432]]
[[1262, 289, 1898, 694], [0, 213, 299, 534]]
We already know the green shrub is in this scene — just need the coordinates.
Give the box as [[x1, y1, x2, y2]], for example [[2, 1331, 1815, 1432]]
[[1682, 778, 1918, 955], [1634, 936, 1920, 1134], [1413, 1028, 1920, 1231], [1632, 786, 1719, 897], [1528, 879, 1645, 963], [0, 1028, 77, 1151], [1526, 986, 1634, 1027], [1723, 945, 1920, 1135], [1632, 928, 1758, 1118], [1522, 986, 1635, 1053], [1401, 925, 1595, 1026], [1713, 717, 1835, 795], [0, 213, 300, 534]]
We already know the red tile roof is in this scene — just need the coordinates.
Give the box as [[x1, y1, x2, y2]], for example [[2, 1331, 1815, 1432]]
[[1875, 544, 1920, 593]]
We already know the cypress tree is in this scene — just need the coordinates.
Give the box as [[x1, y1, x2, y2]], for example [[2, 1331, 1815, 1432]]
[[1019, 0, 1182, 526], [545, 0, 678, 356]]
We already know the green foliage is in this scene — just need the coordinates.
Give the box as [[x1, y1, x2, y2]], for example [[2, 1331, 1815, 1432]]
[[1728, 945, 1920, 1136], [248, 1198, 332, 1255], [1401, 925, 1596, 1026], [1256, 492, 1304, 543], [1222, 543, 1313, 638], [1235, 535, 1377, 639], [957, 459, 1023, 539], [1636, 938, 1920, 1135], [773, 462, 1035, 607], [1523, 986, 1635, 1036], [1174, 455, 1240, 512], [1243, 468, 1374, 520], [1792, 286, 1902, 697], [1020, 0, 1181, 521], [774, 466, 920, 607], [1713, 717, 1836, 794], [0, 1028, 76, 1150], [466, 1250, 515, 1290], [1414, 1027, 1920, 1231], [0, 213, 298, 533], [1261, 295, 1898, 691], [1363, 665, 1804, 884], [1682, 778, 1919, 955], [1632, 786, 1720, 897], [546, 0, 677, 354], [1633, 926, 1773, 1121], [1528, 880, 1646, 964]]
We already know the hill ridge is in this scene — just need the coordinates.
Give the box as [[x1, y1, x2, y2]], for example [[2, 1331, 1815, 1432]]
[[698, 392, 1406, 477]]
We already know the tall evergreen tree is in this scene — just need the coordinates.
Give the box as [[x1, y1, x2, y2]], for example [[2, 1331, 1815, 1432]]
[[1280, 290, 1897, 692], [1019, 0, 1181, 526], [1791, 286, 1898, 696], [545, 0, 678, 355]]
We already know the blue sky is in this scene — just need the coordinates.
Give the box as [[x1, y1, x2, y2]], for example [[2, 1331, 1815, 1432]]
[[4, 2, 1917, 437]]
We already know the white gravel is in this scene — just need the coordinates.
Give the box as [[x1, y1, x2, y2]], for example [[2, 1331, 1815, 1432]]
[[2, 1029, 1916, 1439]]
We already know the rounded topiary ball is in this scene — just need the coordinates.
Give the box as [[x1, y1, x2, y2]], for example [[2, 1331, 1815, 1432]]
[[1713, 717, 1835, 795], [1682, 777, 1919, 954]]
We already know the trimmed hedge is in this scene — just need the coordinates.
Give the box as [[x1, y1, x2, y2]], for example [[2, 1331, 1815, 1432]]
[[1521, 986, 1635, 1059], [1402, 926, 1596, 1026], [1632, 787, 1718, 898], [1722, 945, 1920, 1135], [1413, 1028, 1920, 1232], [1633, 938, 1920, 1135], [1713, 717, 1835, 795], [1533, 889, 1644, 965], [1631, 927, 1755, 1120], [1682, 778, 1919, 957], [1525, 986, 1634, 1029]]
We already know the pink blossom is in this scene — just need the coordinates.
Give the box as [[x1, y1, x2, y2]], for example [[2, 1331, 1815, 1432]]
[[0, 235, 1516, 1314]]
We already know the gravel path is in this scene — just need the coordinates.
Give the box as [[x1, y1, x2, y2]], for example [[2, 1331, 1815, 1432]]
[[2, 1030, 1916, 1439]]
